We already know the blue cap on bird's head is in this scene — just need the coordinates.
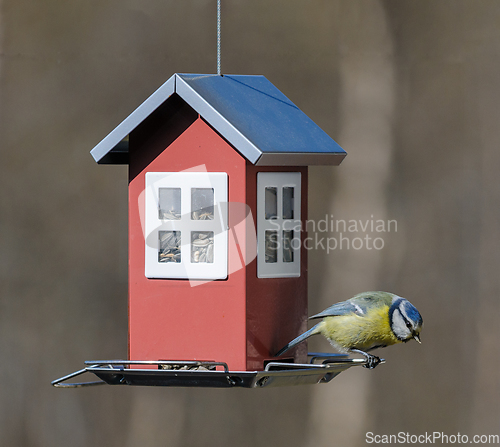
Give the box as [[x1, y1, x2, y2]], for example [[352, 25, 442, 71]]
[[390, 298, 423, 343], [404, 301, 423, 326]]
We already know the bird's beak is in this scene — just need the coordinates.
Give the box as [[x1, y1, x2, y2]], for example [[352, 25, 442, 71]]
[[413, 334, 421, 344]]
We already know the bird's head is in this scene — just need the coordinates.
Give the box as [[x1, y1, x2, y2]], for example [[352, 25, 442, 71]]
[[389, 297, 423, 343]]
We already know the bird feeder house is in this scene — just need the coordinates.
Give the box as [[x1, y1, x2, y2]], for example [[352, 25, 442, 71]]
[[53, 74, 371, 388]]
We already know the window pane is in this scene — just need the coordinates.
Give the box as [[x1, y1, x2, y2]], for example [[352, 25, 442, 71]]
[[265, 187, 278, 219], [265, 230, 278, 263], [191, 188, 214, 220], [191, 231, 214, 263], [282, 187, 294, 220], [159, 231, 181, 263], [159, 188, 181, 220], [283, 230, 294, 263]]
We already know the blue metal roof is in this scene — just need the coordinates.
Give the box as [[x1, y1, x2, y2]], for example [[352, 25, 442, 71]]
[[90, 73, 346, 166]]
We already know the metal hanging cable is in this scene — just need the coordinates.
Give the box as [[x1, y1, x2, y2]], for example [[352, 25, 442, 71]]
[[217, 0, 221, 75]]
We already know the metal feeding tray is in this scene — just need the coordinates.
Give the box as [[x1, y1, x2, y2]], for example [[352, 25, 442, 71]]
[[52, 353, 383, 388]]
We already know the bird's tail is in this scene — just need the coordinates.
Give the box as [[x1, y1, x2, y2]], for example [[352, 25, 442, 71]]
[[275, 323, 322, 357]]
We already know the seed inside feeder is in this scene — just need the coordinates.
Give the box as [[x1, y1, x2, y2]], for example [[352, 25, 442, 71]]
[[283, 230, 294, 263], [191, 231, 214, 263], [265, 230, 278, 263], [191, 188, 214, 220], [158, 231, 181, 263], [159, 188, 181, 220]]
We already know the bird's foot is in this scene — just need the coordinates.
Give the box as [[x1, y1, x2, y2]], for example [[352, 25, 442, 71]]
[[351, 349, 382, 369], [363, 354, 381, 369]]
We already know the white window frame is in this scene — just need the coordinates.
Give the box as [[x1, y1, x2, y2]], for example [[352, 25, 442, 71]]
[[144, 172, 228, 280], [257, 172, 301, 278]]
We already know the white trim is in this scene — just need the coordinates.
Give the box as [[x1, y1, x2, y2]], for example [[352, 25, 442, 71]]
[[144, 172, 228, 280], [257, 172, 301, 278]]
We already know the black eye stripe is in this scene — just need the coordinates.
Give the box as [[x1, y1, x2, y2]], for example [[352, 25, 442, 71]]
[[399, 307, 412, 328], [397, 309, 413, 331]]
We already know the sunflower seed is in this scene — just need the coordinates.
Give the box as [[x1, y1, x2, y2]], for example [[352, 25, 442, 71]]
[[191, 231, 214, 263], [193, 238, 209, 247], [159, 231, 181, 263]]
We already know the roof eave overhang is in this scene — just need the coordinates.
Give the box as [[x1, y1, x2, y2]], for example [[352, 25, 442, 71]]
[[255, 152, 346, 166], [90, 75, 176, 164]]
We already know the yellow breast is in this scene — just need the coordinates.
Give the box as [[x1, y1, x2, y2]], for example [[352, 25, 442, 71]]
[[317, 305, 400, 352]]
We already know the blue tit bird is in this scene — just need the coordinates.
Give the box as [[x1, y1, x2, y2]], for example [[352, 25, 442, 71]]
[[275, 291, 423, 369]]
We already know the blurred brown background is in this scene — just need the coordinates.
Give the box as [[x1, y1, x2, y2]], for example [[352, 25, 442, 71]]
[[1, 1, 499, 446]]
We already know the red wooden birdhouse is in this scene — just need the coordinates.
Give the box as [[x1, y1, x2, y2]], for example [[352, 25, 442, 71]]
[[88, 73, 346, 380]]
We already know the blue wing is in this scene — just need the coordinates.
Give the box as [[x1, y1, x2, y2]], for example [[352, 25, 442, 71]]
[[308, 301, 363, 320], [309, 292, 391, 320], [308, 294, 385, 319]]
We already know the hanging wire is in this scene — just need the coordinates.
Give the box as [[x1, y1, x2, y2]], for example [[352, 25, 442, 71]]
[[217, 0, 221, 75]]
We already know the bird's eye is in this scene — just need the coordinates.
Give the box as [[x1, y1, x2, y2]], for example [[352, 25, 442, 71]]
[[406, 322, 412, 330]]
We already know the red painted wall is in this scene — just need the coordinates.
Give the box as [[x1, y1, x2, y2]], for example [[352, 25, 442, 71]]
[[245, 164, 309, 370], [129, 116, 248, 371]]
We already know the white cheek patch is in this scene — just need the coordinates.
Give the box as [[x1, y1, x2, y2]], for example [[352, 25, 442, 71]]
[[392, 308, 411, 340]]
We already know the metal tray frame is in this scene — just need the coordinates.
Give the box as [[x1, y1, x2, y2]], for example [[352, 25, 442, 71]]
[[52, 353, 382, 389]]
